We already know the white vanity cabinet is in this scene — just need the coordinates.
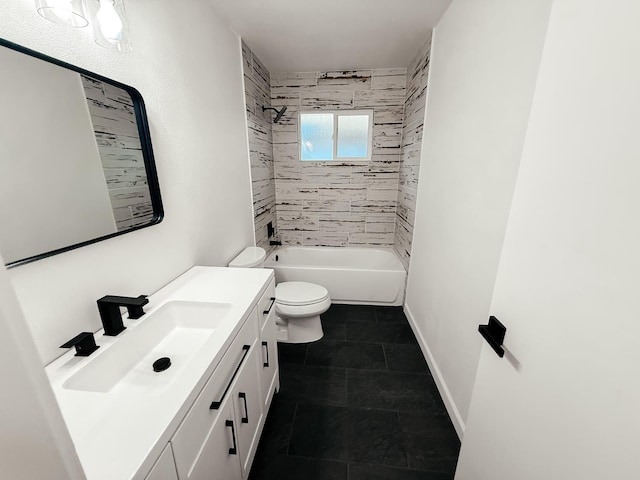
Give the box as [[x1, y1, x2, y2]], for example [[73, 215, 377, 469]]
[[170, 278, 277, 480], [48, 267, 278, 480]]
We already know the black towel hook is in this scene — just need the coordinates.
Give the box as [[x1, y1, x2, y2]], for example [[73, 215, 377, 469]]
[[478, 316, 507, 357]]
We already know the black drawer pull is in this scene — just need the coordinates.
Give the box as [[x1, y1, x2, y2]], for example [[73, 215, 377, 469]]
[[210, 345, 250, 410], [225, 420, 237, 455], [239, 392, 249, 423], [263, 297, 276, 315], [262, 341, 269, 367]]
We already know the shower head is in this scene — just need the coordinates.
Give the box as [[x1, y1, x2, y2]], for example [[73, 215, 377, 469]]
[[262, 105, 287, 123], [274, 106, 287, 123]]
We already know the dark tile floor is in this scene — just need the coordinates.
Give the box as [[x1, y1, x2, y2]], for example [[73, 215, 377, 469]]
[[249, 304, 460, 480]]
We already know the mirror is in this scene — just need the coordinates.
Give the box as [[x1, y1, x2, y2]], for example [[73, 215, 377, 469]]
[[0, 39, 163, 267]]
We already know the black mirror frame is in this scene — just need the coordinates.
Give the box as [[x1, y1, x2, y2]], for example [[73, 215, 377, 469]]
[[0, 38, 164, 268]]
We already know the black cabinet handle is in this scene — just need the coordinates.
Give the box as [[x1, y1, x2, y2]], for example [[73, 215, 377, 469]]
[[263, 297, 276, 315], [210, 345, 250, 410], [225, 420, 238, 455], [262, 341, 269, 367], [238, 392, 249, 424], [478, 316, 507, 358]]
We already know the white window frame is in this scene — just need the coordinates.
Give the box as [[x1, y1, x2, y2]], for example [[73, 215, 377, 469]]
[[299, 109, 374, 162]]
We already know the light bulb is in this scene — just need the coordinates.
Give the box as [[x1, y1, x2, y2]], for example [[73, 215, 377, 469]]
[[49, 0, 74, 23], [96, 0, 123, 42]]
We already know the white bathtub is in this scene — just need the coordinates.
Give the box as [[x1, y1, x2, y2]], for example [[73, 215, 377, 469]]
[[264, 246, 406, 306]]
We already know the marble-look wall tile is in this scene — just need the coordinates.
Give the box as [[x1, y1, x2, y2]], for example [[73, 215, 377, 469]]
[[317, 71, 372, 91], [271, 66, 407, 247], [81, 76, 153, 231], [241, 41, 277, 251], [394, 34, 432, 271], [303, 232, 349, 247]]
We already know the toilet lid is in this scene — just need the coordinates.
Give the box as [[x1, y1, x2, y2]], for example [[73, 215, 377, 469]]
[[276, 281, 329, 306]]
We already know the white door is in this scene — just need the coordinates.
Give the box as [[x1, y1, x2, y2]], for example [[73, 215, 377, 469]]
[[455, 1, 640, 479]]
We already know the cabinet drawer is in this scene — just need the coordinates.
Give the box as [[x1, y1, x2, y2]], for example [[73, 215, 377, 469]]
[[172, 312, 258, 479], [257, 278, 276, 331]]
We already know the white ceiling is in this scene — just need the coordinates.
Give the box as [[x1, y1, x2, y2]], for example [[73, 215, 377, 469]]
[[208, 0, 452, 72]]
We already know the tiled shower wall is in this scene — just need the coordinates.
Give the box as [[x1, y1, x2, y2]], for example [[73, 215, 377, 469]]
[[270, 69, 407, 247], [394, 35, 432, 270], [241, 42, 277, 251]]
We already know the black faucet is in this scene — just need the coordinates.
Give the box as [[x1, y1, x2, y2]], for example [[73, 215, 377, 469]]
[[60, 332, 100, 357], [97, 295, 149, 336]]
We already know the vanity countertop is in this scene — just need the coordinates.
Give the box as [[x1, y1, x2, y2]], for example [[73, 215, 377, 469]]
[[46, 266, 273, 480]]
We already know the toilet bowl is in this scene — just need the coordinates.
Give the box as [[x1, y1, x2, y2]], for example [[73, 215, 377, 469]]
[[228, 247, 330, 343]]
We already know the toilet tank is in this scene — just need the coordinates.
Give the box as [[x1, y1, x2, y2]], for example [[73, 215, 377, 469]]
[[228, 247, 266, 268]]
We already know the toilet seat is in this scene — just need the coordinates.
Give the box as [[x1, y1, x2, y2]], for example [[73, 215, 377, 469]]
[[275, 281, 329, 306], [275, 281, 331, 320]]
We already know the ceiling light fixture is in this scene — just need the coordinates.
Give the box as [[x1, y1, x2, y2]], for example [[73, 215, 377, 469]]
[[88, 0, 132, 52], [35, 0, 89, 27], [34, 0, 133, 52]]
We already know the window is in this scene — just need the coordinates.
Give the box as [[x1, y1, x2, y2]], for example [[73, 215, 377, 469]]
[[300, 110, 373, 161]]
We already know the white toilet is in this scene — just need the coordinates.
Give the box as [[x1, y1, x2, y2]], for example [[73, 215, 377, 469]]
[[228, 247, 330, 343]]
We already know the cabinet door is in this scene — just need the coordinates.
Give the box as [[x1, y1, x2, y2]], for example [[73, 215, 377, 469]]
[[232, 344, 264, 477], [259, 309, 279, 410], [256, 279, 279, 410], [172, 314, 258, 479], [145, 444, 178, 480], [187, 400, 242, 480]]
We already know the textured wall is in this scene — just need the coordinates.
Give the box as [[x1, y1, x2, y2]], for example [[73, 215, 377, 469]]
[[394, 35, 432, 271], [405, 0, 551, 429], [270, 69, 407, 247], [241, 42, 277, 251], [2, 0, 255, 364]]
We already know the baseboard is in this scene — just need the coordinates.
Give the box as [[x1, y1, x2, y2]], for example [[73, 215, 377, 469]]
[[403, 304, 465, 439]]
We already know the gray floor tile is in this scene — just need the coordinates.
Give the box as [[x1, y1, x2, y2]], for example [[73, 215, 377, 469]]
[[346, 321, 417, 344], [254, 305, 460, 480], [322, 304, 376, 323], [253, 396, 297, 457], [323, 321, 347, 341], [306, 340, 387, 370], [250, 454, 347, 480], [349, 463, 452, 480], [385, 344, 429, 373], [346, 408, 408, 467], [279, 364, 347, 406], [347, 369, 440, 412], [278, 343, 308, 365], [289, 403, 350, 461], [375, 306, 408, 323], [398, 411, 460, 474]]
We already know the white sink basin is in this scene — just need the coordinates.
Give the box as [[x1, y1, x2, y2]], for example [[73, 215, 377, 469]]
[[63, 301, 232, 393]]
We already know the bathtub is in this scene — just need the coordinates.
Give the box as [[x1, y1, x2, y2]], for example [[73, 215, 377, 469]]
[[264, 246, 406, 306]]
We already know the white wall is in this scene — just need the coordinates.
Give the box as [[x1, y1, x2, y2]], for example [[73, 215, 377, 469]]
[[0, 0, 255, 364], [456, 0, 640, 477], [0, 49, 115, 264], [404, 0, 552, 433], [0, 251, 85, 479]]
